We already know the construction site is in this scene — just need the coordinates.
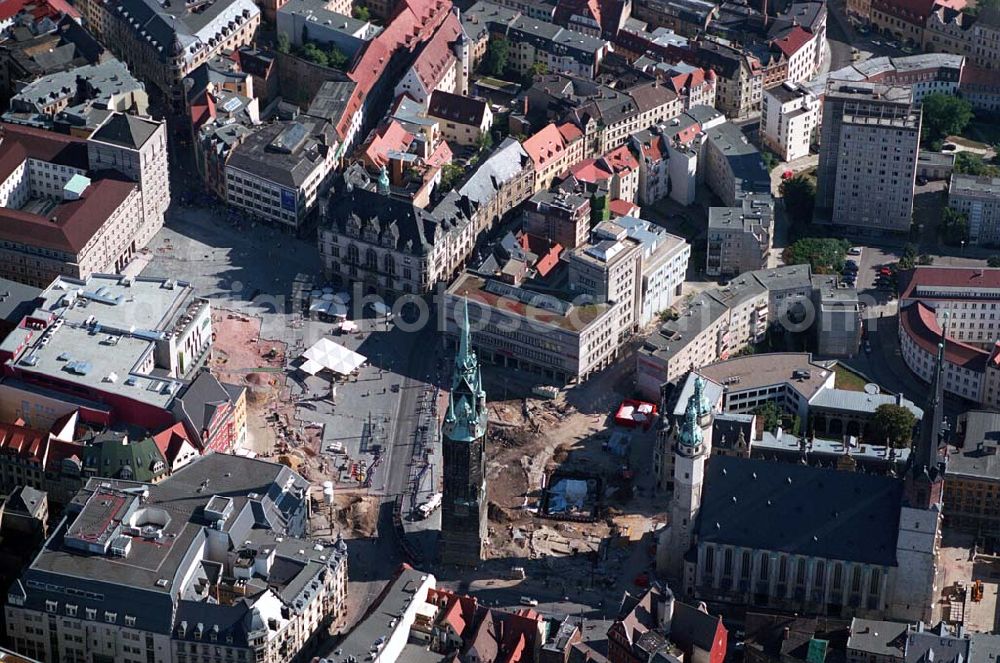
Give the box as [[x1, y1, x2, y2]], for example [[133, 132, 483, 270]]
[[444, 361, 665, 602]]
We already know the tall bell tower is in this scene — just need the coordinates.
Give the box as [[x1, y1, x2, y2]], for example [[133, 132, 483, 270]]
[[663, 387, 713, 584], [440, 299, 489, 566]]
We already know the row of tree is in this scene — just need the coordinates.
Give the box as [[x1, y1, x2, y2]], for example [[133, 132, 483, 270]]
[[754, 402, 917, 448]]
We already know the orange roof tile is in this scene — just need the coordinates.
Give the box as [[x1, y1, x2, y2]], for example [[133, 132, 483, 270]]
[[523, 123, 567, 168], [772, 26, 814, 58], [411, 11, 461, 91]]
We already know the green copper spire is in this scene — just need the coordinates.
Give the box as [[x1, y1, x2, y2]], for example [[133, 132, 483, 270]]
[[444, 299, 487, 443], [678, 395, 703, 447], [693, 375, 711, 418], [377, 164, 390, 195], [457, 297, 476, 373]]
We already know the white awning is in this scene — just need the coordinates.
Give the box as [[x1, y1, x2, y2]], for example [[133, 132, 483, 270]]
[[300, 337, 366, 375], [299, 359, 324, 375]]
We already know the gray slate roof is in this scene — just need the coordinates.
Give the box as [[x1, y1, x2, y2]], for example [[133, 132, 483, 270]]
[[697, 455, 902, 565], [847, 618, 908, 657], [0, 277, 41, 323], [948, 410, 1000, 481], [809, 388, 923, 420], [90, 113, 160, 150]]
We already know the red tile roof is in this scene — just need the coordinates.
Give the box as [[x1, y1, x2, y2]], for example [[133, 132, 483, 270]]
[[872, 0, 963, 24], [523, 123, 568, 168], [772, 26, 814, 58], [639, 135, 665, 161], [425, 139, 452, 168], [0, 123, 88, 183], [0, 0, 79, 22], [604, 144, 639, 172], [337, 0, 453, 140], [900, 301, 988, 370], [569, 157, 608, 183], [557, 122, 583, 142], [411, 11, 461, 92], [668, 68, 709, 95], [364, 120, 415, 168], [671, 122, 702, 145], [610, 198, 639, 217], [0, 421, 48, 464], [0, 178, 137, 253], [898, 266, 1000, 301], [961, 64, 1000, 89], [427, 588, 478, 639], [44, 438, 83, 473], [152, 423, 195, 467]]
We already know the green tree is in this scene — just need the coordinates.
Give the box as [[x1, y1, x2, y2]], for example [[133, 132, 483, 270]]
[[762, 150, 780, 172], [755, 400, 781, 432], [780, 174, 816, 225], [523, 61, 548, 84], [277, 32, 291, 54], [474, 131, 493, 153], [989, 255, 1000, 268], [920, 93, 973, 146], [898, 242, 919, 270], [439, 162, 464, 192], [483, 37, 510, 76], [327, 45, 348, 69], [941, 207, 969, 245], [955, 151, 1000, 177], [301, 42, 329, 66], [352, 4, 370, 20], [871, 403, 917, 448], [783, 237, 850, 273]]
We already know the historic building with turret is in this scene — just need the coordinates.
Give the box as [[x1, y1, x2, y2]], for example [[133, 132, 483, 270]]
[[440, 300, 489, 566], [658, 347, 947, 622]]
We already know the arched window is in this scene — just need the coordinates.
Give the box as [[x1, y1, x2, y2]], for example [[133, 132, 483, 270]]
[[365, 249, 378, 271], [384, 254, 396, 275], [346, 244, 359, 265]]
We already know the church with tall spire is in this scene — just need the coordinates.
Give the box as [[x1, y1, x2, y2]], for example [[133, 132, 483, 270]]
[[656, 343, 947, 622], [440, 299, 489, 566]]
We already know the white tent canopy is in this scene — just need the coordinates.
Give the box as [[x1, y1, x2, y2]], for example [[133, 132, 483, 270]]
[[300, 338, 366, 375]]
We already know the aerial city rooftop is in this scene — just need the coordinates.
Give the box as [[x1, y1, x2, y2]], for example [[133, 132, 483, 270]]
[[0, 0, 998, 659]]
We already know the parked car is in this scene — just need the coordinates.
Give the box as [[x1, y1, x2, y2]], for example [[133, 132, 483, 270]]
[[848, 246, 863, 256]]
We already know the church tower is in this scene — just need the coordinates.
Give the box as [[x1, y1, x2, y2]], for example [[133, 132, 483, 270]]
[[440, 299, 489, 566], [890, 328, 947, 622], [663, 389, 712, 587]]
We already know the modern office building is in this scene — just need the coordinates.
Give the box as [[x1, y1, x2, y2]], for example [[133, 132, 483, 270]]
[[814, 83, 920, 234]]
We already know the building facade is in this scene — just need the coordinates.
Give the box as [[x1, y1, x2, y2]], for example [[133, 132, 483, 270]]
[[760, 83, 819, 162], [5, 454, 347, 663], [814, 83, 920, 234], [706, 196, 773, 278], [948, 174, 1000, 246], [75, 0, 261, 105]]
